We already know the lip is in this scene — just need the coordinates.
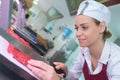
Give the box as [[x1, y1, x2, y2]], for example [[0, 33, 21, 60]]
[[78, 39, 86, 43]]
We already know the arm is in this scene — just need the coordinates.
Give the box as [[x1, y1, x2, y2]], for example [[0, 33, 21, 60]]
[[65, 53, 84, 80], [50, 53, 83, 80]]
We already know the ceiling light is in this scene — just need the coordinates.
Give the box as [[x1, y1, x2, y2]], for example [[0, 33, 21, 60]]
[[33, 0, 38, 5], [15, 0, 19, 4]]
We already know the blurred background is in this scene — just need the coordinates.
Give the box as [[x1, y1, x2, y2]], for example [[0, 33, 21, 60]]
[[0, 0, 120, 80]]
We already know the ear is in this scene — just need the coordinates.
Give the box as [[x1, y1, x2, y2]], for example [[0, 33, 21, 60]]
[[99, 21, 106, 33]]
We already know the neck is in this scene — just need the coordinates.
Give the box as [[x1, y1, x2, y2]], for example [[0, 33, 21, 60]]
[[88, 40, 105, 60]]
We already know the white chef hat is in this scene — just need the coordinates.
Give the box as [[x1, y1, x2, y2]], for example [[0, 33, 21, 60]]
[[77, 0, 111, 26]]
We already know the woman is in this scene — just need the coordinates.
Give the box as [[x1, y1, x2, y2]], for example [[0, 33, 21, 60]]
[[27, 0, 120, 80]]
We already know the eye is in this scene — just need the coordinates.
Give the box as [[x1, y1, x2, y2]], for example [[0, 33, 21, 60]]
[[82, 26, 88, 30]]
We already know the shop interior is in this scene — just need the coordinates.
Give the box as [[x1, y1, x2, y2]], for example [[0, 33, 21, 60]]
[[0, 0, 120, 80]]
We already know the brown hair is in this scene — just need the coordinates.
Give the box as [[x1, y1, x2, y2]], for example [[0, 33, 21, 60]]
[[93, 18, 112, 41]]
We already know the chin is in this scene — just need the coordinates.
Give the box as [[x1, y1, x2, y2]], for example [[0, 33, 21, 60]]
[[79, 43, 88, 47], [80, 45, 87, 47], [78, 40, 88, 47]]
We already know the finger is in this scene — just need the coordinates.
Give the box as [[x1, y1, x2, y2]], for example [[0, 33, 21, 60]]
[[54, 62, 64, 69], [54, 62, 62, 65], [28, 59, 52, 71], [58, 74, 65, 78], [27, 64, 46, 79], [54, 62, 68, 75]]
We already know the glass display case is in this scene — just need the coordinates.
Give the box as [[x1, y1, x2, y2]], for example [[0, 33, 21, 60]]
[[50, 37, 79, 63]]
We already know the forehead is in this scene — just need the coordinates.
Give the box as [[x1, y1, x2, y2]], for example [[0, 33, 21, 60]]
[[75, 15, 94, 25]]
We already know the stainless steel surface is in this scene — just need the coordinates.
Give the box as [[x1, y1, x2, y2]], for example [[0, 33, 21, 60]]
[[0, 28, 66, 77], [0, 28, 46, 62]]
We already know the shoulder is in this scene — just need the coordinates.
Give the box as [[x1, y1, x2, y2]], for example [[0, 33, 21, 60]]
[[73, 47, 86, 64], [107, 41, 120, 65], [104, 41, 120, 66], [107, 42, 120, 78], [109, 41, 120, 57], [75, 47, 89, 63]]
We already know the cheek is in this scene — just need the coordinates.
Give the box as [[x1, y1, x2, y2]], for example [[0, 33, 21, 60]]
[[88, 31, 100, 43], [85, 30, 100, 44], [85, 29, 95, 39]]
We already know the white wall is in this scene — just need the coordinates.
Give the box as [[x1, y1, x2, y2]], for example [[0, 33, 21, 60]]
[[26, 4, 48, 31], [26, 1, 120, 42], [108, 4, 120, 39]]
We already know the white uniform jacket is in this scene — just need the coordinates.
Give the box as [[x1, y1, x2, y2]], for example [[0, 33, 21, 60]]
[[65, 41, 120, 80]]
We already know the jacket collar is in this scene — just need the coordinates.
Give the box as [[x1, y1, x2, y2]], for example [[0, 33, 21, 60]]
[[81, 41, 111, 64], [99, 41, 111, 64]]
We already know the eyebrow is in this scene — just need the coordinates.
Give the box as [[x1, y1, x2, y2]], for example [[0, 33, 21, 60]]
[[75, 23, 88, 27]]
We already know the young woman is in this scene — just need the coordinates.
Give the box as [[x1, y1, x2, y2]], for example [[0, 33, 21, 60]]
[[27, 0, 120, 80]]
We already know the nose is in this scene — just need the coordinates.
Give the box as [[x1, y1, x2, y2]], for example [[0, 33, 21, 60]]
[[76, 29, 82, 37]]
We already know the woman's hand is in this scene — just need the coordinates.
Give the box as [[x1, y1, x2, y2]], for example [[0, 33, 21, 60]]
[[54, 62, 68, 78], [27, 59, 60, 80]]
